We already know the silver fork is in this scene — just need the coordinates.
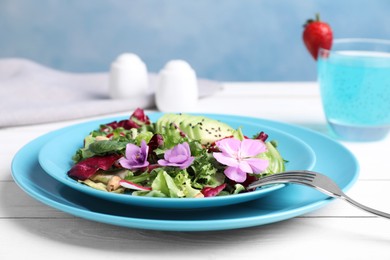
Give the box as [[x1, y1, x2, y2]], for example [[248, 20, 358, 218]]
[[247, 170, 390, 219]]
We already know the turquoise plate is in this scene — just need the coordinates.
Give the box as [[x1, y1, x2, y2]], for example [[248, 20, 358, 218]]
[[11, 114, 359, 231], [37, 113, 316, 209]]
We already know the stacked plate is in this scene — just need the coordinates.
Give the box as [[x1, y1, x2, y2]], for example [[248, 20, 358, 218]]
[[11, 113, 359, 231]]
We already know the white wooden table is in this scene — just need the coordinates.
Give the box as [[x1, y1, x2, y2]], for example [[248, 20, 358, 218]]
[[2, 82, 390, 259]]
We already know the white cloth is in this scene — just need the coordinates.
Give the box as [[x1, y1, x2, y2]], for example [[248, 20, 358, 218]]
[[0, 58, 222, 127]]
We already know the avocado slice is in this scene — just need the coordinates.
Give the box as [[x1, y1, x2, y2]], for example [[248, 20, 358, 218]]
[[156, 114, 235, 145]]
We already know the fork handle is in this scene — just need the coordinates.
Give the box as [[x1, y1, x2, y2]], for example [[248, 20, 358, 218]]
[[341, 194, 390, 219]]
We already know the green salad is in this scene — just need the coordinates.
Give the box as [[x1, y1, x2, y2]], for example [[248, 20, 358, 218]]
[[68, 108, 286, 198]]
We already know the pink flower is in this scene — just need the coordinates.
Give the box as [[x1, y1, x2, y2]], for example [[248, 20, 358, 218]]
[[158, 142, 194, 169], [213, 138, 269, 183], [119, 140, 149, 170]]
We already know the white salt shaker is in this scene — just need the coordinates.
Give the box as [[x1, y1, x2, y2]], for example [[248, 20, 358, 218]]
[[155, 60, 198, 112], [108, 53, 149, 99]]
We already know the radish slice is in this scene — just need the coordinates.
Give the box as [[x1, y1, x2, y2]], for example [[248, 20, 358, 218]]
[[119, 180, 152, 191]]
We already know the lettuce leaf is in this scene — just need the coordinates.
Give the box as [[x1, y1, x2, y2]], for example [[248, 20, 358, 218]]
[[88, 140, 128, 154], [152, 170, 182, 198], [130, 169, 202, 198], [258, 141, 286, 175]]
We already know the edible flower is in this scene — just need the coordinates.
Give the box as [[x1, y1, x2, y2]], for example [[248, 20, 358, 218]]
[[213, 138, 269, 183], [158, 142, 194, 169], [119, 140, 149, 170]]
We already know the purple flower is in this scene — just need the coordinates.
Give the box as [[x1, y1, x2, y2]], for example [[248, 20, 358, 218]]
[[119, 140, 149, 170], [213, 138, 269, 183], [158, 142, 194, 169]]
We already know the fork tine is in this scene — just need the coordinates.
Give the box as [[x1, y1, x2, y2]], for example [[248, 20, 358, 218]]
[[279, 170, 316, 177], [247, 178, 313, 190], [256, 171, 314, 182], [252, 175, 311, 184], [247, 171, 315, 190], [266, 171, 315, 178], [267, 172, 314, 179], [248, 179, 305, 188]]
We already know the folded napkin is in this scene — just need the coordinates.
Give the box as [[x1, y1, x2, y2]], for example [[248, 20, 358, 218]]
[[0, 58, 222, 128]]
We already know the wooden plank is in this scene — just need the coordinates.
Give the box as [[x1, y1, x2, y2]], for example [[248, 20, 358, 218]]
[[0, 217, 389, 259]]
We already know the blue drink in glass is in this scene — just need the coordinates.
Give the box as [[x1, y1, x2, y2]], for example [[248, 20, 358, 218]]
[[318, 39, 390, 141]]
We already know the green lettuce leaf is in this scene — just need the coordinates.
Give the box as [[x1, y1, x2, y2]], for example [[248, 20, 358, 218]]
[[152, 170, 182, 198], [258, 141, 286, 174], [88, 140, 128, 154]]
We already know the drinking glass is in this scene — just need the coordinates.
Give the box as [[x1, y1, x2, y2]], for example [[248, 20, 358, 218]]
[[318, 38, 390, 141]]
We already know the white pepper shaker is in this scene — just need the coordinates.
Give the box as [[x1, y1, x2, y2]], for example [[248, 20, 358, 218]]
[[108, 53, 149, 99], [155, 60, 198, 112]]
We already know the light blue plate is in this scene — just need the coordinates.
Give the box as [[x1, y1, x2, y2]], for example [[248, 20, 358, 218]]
[[11, 114, 359, 231], [38, 113, 316, 209]]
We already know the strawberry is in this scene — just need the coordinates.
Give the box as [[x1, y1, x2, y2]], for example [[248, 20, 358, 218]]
[[303, 14, 333, 60]]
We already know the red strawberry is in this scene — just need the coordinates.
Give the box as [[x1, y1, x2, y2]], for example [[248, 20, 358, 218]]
[[303, 14, 333, 60]]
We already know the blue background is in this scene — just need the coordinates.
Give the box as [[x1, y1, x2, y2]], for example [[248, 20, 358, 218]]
[[1, 0, 389, 81]]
